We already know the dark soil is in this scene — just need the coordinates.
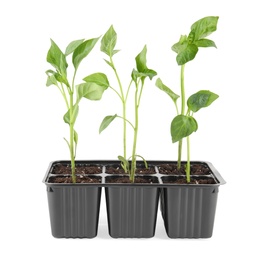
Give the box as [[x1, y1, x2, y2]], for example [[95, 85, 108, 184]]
[[158, 163, 211, 175], [105, 165, 155, 174], [52, 164, 102, 175], [106, 176, 156, 184], [48, 175, 101, 184], [162, 177, 216, 185]]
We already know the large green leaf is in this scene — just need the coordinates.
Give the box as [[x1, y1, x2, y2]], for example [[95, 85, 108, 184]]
[[76, 82, 107, 101], [72, 37, 100, 70], [46, 39, 68, 76], [176, 44, 198, 65], [155, 78, 179, 104], [101, 25, 119, 57], [83, 73, 109, 88], [190, 16, 219, 40], [187, 90, 219, 112], [171, 115, 198, 143], [99, 114, 117, 134], [65, 39, 85, 56]]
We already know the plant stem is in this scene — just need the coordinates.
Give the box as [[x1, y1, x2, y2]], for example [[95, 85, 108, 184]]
[[131, 80, 140, 182], [110, 57, 128, 167], [177, 64, 185, 169], [186, 135, 191, 183], [69, 92, 76, 183]]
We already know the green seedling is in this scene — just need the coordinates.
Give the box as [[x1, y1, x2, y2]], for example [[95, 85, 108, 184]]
[[155, 16, 219, 182], [46, 38, 109, 183], [99, 26, 157, 182]]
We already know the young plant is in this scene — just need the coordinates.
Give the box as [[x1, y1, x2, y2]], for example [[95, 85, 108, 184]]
[[46, 38, 109, 183], [99, 25, 157, 182], [155, 16, 219, 182]]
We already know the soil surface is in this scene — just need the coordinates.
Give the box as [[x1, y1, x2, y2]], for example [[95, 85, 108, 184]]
[[52, 164, 102, 175], [162, 177, 216, 184], [105, 165, 155, 174], [48, 175, 101, 183], [158, 163, 211, 175], [106, 176, 156, 184]]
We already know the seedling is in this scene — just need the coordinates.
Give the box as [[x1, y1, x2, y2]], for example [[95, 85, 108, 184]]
[[46, 38, 109, 183], [156, 16, 219, 182], [99, 26, 157, 182]]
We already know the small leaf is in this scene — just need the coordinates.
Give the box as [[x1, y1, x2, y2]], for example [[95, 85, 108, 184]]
[[195, 39, 217, 48], [133, 45, 157, 80], [187, 90, 219, 112], [83, 73, 109, 88], [72, 37, 100, 70], [118, 155, 129, 171], [176, 44, 198, 65], [104, 59, 114, 69], [155, 78, 179, 104], [46, 39, 68, 76], [74, 130, 78, 144], [76, 82, 107, 101], [190, 16, 219, 40], [45, 70, 58, 86], [172, 35, 188, 54], [101, 25, 118, 57], [65, 39, 85, 56], [136, 45, 148, 72], [99, 114, 117, 134], [63, 105, 79, 125], [171, 115, 198, 143]]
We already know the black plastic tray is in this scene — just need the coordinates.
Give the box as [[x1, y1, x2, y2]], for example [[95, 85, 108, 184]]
[[43, 160, 226, 187]]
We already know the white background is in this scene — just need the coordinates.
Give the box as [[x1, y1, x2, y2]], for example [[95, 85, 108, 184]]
[[1, 0, 270, 259]]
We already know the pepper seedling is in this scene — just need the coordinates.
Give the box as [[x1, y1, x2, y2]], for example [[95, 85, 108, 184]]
[[99, 25, 157, 182], [46, 37, 109, 183], [155, 16, 219, 182]]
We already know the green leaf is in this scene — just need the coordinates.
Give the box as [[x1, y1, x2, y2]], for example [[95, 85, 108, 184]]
[[133, 45, 157, 80], [45, 70, 58, 86], [136, 45, 148, 72], [65, 39, 85, 56], [46, 39, 68, 76], [103, 59, 114, 69], [171, 115, 198, 143], [72, 37, 100, 70], [63, 105, 79, 125], [176, 44, 198, 65], [195, 39, 217, 48], [74, 130, 78, 144], [101, 25, 118, 57], [172, 35, 188, 54], [155, 78, 179, 103], [118, 155, 129, 171], [99, 114, 117, 134], [187, 90, 219, 112], [83, 73, 110, 88], [190, 16, 219, 40], [76, 82, 107, 101]]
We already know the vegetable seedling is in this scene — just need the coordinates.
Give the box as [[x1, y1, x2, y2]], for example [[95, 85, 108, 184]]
[[155, 16, 219, 182], [46, 37, 109, 183], [99, 25, 157, 182]]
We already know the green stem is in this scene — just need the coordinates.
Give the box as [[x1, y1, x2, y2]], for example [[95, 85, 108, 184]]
[[69, 92, 76, 183], [177, 64, 185, 170], [186, 135, 190, 183], [110, 57, 127, 165], [131, 80, 140, 182]]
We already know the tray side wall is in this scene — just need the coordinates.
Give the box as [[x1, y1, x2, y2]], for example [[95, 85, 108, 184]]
[[46, 185, 102, 238], [105, 186, 160, 238]]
